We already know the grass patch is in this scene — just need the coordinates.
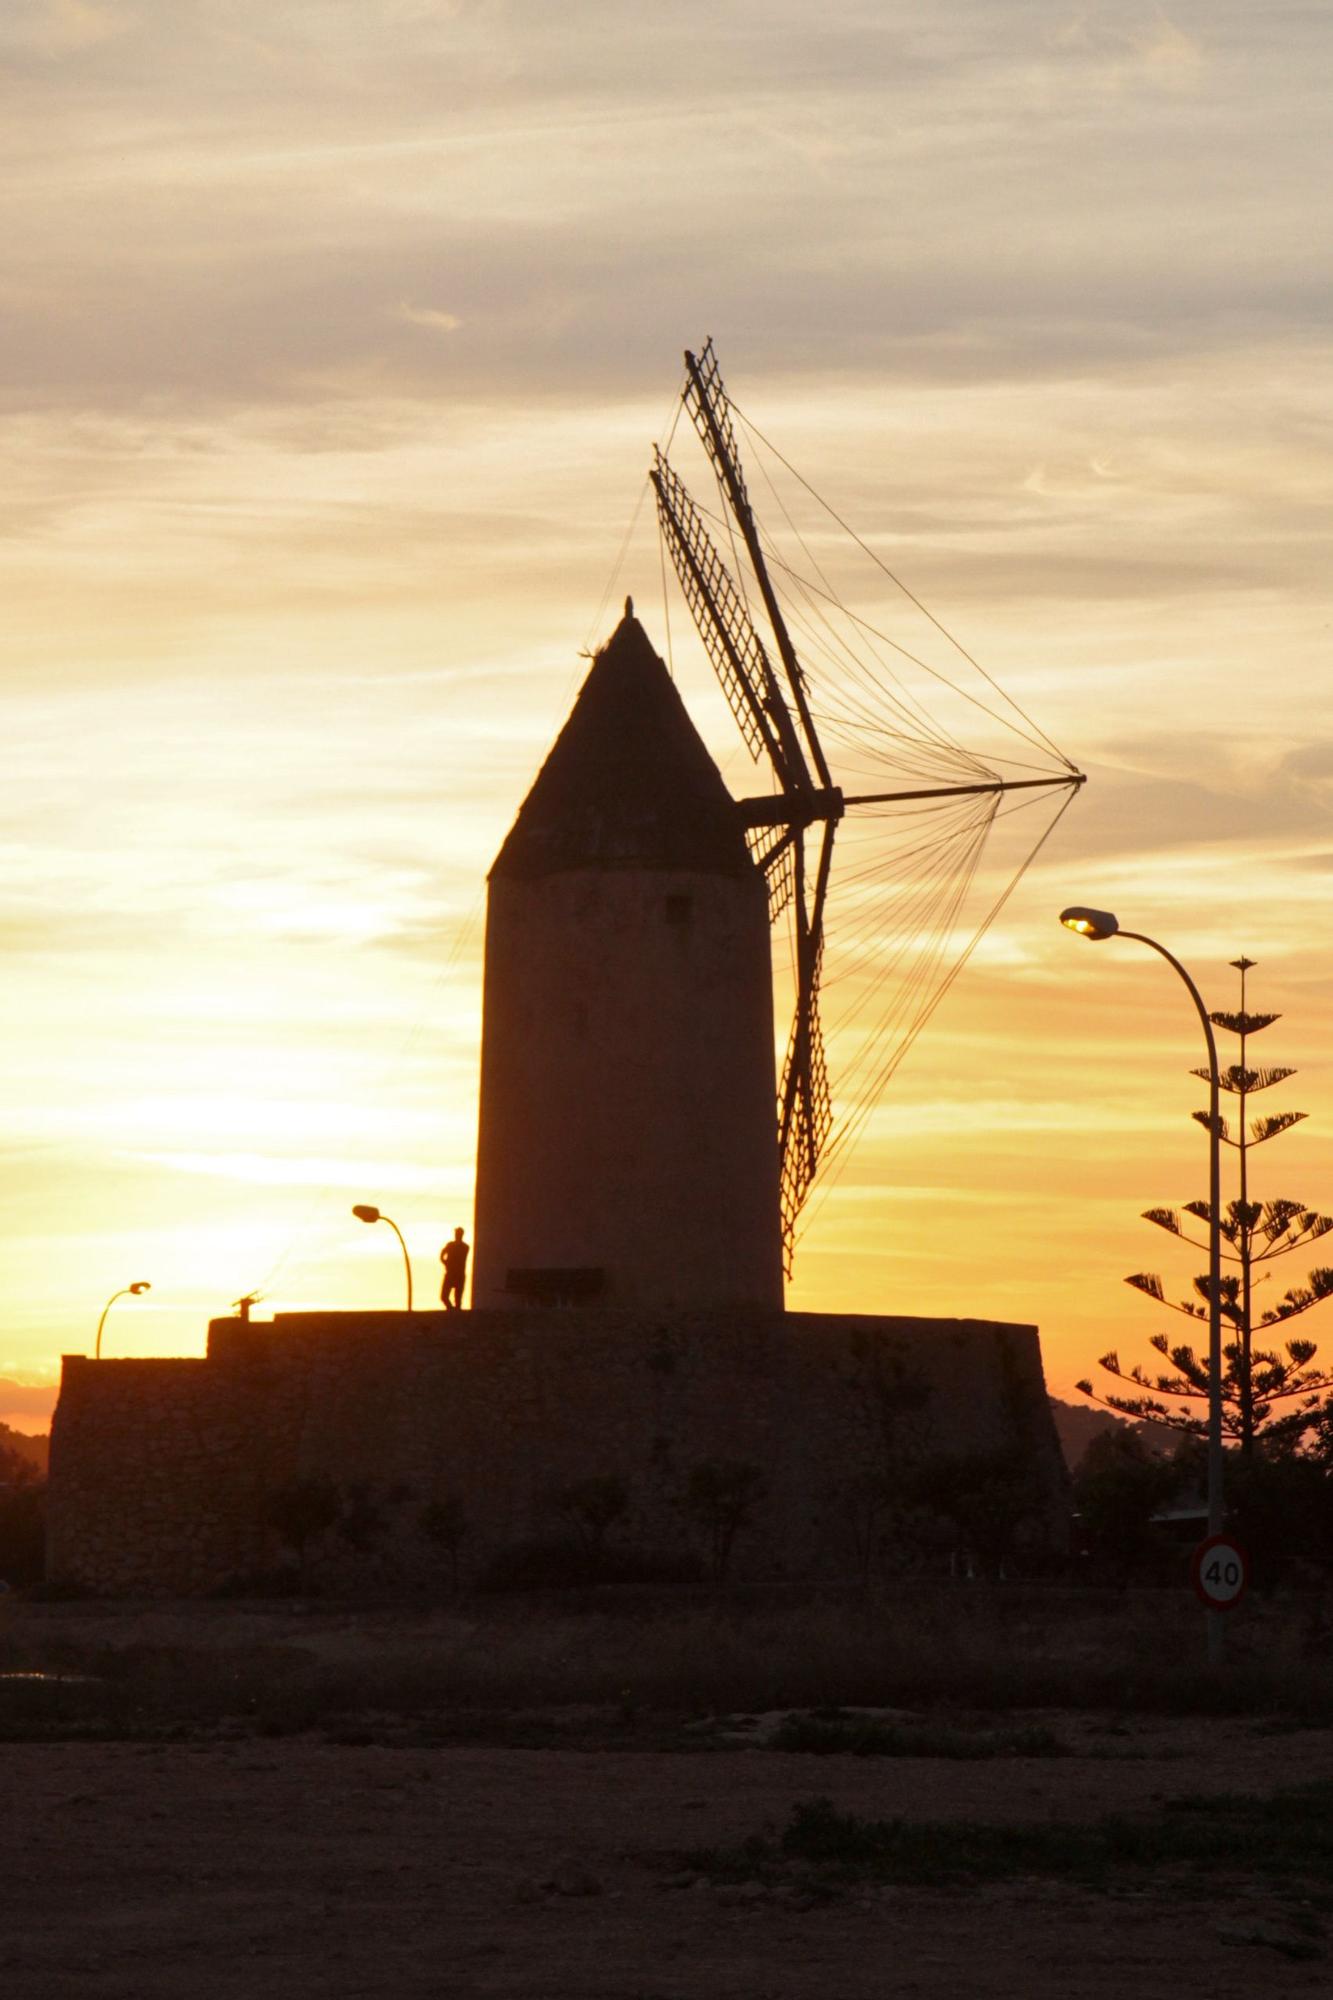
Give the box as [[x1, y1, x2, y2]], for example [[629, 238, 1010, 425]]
[[770, 1709, 1069, 1758], [685, 1782, 1333, 1895], [3, 1589, 1333, 1741]]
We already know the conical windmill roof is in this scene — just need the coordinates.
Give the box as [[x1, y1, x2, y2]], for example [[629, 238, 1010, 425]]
[[490, 606, 755, 880]]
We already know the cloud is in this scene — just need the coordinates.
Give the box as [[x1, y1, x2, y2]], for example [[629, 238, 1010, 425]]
[[137, 1149, 450, 1191], [2, 0, 135, 58], [2, 3, 1328, 419], [1049, 749, 1333, 868], [392, 301, 463, 334], [1051, 9, 1206, 94], [0, 1377, 58, 1424], [1279, 742, 1333, 787]]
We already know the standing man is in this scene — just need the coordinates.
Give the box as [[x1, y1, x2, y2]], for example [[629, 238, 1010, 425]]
[[439, 1227, 470, 1311]]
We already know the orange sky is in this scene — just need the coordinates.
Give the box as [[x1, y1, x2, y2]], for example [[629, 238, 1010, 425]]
[[3, 3, 1331, 1429]]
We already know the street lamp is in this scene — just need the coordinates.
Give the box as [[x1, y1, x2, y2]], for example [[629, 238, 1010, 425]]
[[95, 1281, 152, 1360], [351, 1204, 413, 1310], [1060, 907, 1225, 1662]]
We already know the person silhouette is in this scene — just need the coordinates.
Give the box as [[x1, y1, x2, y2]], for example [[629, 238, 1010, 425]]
[[440, 1228, 470, 1311]]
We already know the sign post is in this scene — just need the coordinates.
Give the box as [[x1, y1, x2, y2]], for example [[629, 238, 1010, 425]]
[[1191, 1535, 1248, 1616]]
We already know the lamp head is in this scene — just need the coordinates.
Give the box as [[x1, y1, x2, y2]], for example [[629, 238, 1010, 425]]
[[352, 1204, 381, 1224], [129, 1281, 151, 1295], [1060, 905, 1120, 941]]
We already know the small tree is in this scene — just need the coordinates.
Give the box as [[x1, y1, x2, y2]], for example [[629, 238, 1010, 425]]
[[550, 1474, 629, 1565], [914, 1446, 1047, 1578], [420, 1494, 468, 1592], [1072, 1427, 1180, 1583], [0, 1436, 45, 1588], [832, 1332, 935, 1583], [335, 1482, 389, 1556], [680, 1460, 766, 1581], [1081, 958, 1333, 1456], [264, 1475, 341, 1589], [1224, 1449, 1333, 1588]]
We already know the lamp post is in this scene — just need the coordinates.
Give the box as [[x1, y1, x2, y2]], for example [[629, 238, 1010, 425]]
[[351, 1204, 413, 1310], [95, 1281, 152, 1360], [1059, 906, 1225, 1665]]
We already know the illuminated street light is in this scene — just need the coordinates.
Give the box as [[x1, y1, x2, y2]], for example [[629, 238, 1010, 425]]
[[1060, 906, 1224, 1663], [95, 1281, 152, 1360], [1058, 906, 1119, 941], [351, 1204, 413, 1310]]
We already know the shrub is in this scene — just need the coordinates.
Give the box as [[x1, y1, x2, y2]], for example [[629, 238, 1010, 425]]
[[0, 1478, 46, 1589], [262, 1476, 341, 1588], [420, 1494, 468, 1591], [679, 1461, 766, 1580], [549, 1475, 630, 1562]]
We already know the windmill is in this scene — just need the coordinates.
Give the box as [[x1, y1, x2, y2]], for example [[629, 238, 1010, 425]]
[[652, 341, 1086, 1270]]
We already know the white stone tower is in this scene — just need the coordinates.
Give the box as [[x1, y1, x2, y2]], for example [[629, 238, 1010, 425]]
[[472, 606, 783, 1311]]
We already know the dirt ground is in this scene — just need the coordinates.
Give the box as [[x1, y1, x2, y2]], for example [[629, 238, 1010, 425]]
[[5, 1593, 1333, 1997], [5, 1716, 1333, 1999]]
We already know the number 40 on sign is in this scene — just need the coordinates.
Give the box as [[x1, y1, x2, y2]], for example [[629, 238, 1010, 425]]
[[1191, 1535, 1248, 1612]]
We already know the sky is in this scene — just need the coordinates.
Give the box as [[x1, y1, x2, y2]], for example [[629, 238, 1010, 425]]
[[3, 0, 1331, 1429]]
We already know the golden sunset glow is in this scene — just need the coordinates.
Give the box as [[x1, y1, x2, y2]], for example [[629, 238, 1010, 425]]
[[4, 3, 1332, 1429]]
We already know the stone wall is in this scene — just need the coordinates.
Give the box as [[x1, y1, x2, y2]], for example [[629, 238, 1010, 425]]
[[48, 1359, 262, 1596], [47, 1307, 1068, 1596]]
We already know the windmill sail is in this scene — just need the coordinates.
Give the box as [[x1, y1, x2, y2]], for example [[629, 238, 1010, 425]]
[[654, 340, 1085, 1272], [651, 450, 786, 776], [682, 344, 830, 793], [777, 831, 834, 1244]]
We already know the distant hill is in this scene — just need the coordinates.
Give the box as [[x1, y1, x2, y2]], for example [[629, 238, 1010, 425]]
[[0, 1422, 48, 1479], [1048, 1396, 1174, 1473], [1049, 1396, 1123, 1471]]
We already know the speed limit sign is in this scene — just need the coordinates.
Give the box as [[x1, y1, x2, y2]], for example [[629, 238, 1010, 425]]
[[1191, 1535, 1248, 1612]]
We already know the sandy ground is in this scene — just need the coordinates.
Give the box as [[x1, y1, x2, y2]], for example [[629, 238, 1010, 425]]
[[6, 1719, 1333, 2000]]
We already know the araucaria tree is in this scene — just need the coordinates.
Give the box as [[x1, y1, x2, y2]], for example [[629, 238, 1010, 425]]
[[1080, 958, 1333, 1456]]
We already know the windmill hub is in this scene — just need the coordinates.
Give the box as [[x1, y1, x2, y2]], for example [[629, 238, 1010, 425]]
[[738, 787, 846, 830]]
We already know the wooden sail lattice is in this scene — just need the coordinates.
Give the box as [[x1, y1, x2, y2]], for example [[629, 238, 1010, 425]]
[[652, 450, 787, 773], [777, 933, 832, 1246], [745, 823, 795, 921], [655, 340, 1085, 1272]]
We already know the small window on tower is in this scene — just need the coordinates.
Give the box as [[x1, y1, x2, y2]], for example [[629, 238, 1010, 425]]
[[665, 894, 693, 927]]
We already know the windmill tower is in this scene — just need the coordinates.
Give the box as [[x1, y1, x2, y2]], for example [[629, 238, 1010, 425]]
[[472, 603, 784, 1311]]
